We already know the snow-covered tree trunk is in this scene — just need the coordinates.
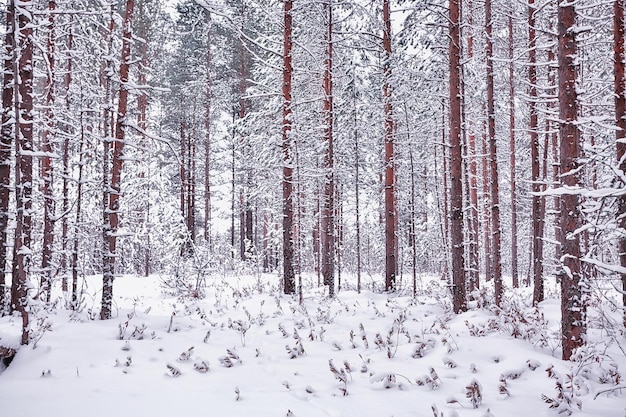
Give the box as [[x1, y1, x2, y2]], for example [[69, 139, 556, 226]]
[[40, 0, 56, 302], [353, 84, 362, 294], [102, 0, 135, 320], [101, 6, 114, 318], [322, 0, 335, 297], [465, 0, 479, 291], [529, 0, 544, 305], [204, 18, 212, 252], [0, 1, 14, 311], [282, 0, 295, 295], [60, 16, 74, 293], [485, 0, 502, 307], [383, 0, 397, 291], [614, 0, 626, 327], [557, 0, 585, 360], [11, 0, 34, 344], [449, 0, 466, 313], [508, 14, 519, 289]]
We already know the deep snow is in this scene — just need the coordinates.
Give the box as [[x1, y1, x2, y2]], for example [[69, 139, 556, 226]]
[[0, 273, 624, 417]]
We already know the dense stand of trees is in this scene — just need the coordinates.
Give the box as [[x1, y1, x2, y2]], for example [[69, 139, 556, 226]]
[[0, 0, 624, 361]]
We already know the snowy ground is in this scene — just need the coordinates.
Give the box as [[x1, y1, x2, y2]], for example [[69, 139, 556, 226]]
[[0, 272, 625, 417]]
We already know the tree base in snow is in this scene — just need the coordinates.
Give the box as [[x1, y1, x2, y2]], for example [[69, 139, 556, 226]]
[[0, 346, 16, 369]]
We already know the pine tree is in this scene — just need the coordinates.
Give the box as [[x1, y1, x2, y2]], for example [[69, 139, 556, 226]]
[[102, 0, 136, 320], [383, 0, 396, 291], [11, 0, 34, 344], [449, 0, 466, 313], [614, 0, 626, 327], [0, 1, 14, 311], [557, 0, 585, 360], [282, 0, 295, 295]]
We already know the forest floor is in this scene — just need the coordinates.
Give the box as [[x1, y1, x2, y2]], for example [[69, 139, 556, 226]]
[[0, 272, 624, 417]]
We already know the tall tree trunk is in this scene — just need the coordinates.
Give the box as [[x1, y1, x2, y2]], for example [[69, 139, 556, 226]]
[[336, 184, 343, 291], [0, 1, 14, 310], [466, 0, 480, 293], [262, 210, 269, 271], [404, 102, 418, 296], [558, 0, 585, 360], [485, 0, 502, 306], [282, 0, 295, 294], [481, 112, 492, 283], [383, 0, 397, 291], [322, 0, 335, 297], [71, 104, 86, 306], [529, 0, 544, 305], [101, 5, 114, 318], [440, 103, 450, 282], [313, 186, 321, 286], [180, 122, 186, 222], [435, 137, 451, 280], [244, 183, 252, 256], [188, 127, 196, 245], [40, 0, 56, 302], [230, 111, 236, 260], [548, 45, 562, 269], [239, 190, 245, 258], [449, 0, 466, 312], [238, 10, 252, 261], [459, 35, 474, 293], [101, 0, 135, 320], [353, 85, 362, 293], [409, 146, 417, 297], [508, 14, 519, 289], [614, 0, 626, 327], [60, 16, 73, 293], [468, 127, 479, 290], [136, 11, 149, 277], [204, 20, 212, 250], [11, 0, 34, 344]]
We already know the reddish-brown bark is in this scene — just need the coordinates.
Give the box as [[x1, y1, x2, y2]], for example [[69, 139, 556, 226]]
[[230, 115, 235, 258], [61, 16, 73, 293], [40, 0, 56, 301], [465, 0, 479, 291], [482, 112, 492, 283], [383, 0, 397, 291], [508, 15, 519, 289], [558, 0, 585, 360], [0, 1, 14, 309], [204, 24, 212, 250], [449, 0, 466, 312], [180, 122, 187, 223], [188, 127, 196, 244], [486, 0, 502, 306], [529, 0, 544, 304], [614, 0, 626, 326], [354, 89, 362, 293], [12, 0, 34, 344], [322, 0, 335, 297], [238, 18, 253, 260], [282, 0, 295, 294], [101, 0, 135, 320]]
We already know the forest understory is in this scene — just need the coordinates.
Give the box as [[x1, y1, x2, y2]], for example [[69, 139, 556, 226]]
[[0, 272, 624, 417]]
